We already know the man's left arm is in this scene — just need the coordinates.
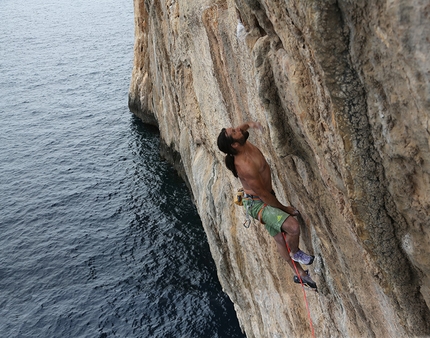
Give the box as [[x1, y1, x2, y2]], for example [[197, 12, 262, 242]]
[[237, 121, 263, 132]]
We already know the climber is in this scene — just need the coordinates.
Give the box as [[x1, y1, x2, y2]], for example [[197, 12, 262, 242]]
[[217, 122, 317, 289]]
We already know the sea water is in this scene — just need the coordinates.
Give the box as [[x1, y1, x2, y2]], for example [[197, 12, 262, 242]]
[[0, 0, 245, 337]]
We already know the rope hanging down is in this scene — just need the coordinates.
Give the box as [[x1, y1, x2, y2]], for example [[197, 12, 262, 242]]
[[283, 233, 316, 338]]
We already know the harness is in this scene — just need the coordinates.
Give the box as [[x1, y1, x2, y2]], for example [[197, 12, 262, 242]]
[[243, 193, 268, 225]]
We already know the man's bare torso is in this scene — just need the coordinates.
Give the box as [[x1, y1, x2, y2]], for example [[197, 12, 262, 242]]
[[234, 142, 272, 196]]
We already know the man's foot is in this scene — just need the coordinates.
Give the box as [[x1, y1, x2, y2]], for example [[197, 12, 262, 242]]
[[290, 249, 315, 265], [293, 271, 317, 290]]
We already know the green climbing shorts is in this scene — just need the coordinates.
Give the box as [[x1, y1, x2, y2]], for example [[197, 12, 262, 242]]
[[243, 198, 290, 236]]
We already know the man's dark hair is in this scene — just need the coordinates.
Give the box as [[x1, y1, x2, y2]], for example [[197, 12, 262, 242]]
[[217, 128, 238, 178]]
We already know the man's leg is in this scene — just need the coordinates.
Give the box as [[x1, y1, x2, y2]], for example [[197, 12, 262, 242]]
[[273, 232, 318, 289], [281, 216, 315, 265], [273, 232, 306, 276], [281, 215, 300, 254]]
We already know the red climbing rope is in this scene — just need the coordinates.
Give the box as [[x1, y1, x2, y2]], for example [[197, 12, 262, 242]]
[[283, 233, 316, 338]]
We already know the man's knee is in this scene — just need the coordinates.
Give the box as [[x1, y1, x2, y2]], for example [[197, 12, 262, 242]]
[[281, 216, 300, 236]]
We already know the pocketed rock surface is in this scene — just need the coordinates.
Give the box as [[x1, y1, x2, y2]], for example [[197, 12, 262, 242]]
[[129, 1, 430, 337]]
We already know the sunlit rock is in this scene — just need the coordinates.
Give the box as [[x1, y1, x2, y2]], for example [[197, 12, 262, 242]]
[[129, 1, 430, 337]]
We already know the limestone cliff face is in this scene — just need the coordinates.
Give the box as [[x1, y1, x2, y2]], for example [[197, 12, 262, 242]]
[[129, 1, 430, 337]]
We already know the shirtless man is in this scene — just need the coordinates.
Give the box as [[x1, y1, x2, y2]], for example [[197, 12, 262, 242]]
[[217, 121, 317, 289]]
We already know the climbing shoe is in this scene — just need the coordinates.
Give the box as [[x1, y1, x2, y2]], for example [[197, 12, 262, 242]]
[[290, 249, 315, 265], [293, 271, 317, 290]]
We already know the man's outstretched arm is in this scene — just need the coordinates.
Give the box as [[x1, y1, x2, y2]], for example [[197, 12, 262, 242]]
[[236, 121, 263, 132]]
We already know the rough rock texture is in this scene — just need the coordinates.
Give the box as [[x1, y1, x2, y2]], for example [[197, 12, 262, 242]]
[[129, 0, 430, 337]]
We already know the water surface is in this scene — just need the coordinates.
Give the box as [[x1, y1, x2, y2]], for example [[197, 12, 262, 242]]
[[0, 0, 245, 337]]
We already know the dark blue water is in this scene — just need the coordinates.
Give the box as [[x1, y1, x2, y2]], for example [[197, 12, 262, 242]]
[[0, 0, 245, 337]]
